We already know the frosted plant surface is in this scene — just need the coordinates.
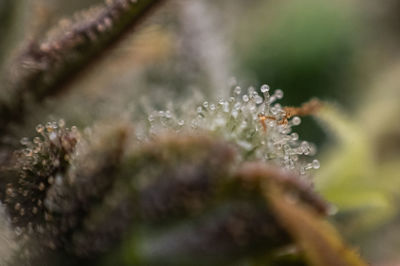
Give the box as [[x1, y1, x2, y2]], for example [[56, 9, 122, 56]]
[[143, 85, 320, 176]]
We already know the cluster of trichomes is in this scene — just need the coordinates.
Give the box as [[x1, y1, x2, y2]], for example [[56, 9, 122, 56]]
[[145, 85, 321, 176]]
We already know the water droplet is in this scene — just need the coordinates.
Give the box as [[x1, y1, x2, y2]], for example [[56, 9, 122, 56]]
[[261, 84, 270, 93], [247, 86, 255, 95], [6, 187, 13, 196], [290, 132, 299, 141], [23, 149, 32, 157], [39, 182, 45, 191], [58, 119, 65, 128], [234, 86, 241, 95], [46, 122, 54, 132], [178, 120, 185, 126], [33, 137, 41, 144], [242, 95, 249, 102], [275, 89, 284, 99], [15, 227, 22, 236], [209, 104, 216, 111], [291, 116, 301, 126], [49, 132, 57, 141], [203, 101, 209, 108], [55, 174, 63, 185], [36, 124, 44, 133], [312, 159, 320, 169], [255, 96, 263, 104]]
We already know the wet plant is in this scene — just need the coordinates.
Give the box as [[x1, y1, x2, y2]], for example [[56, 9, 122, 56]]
[[0, 0, 370, 266]]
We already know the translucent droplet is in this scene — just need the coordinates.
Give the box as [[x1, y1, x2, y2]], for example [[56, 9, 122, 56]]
[[20, 137, 30, 146], [275, 89, 284, 99], [46, 122, 54, 132], [36, 124, 44, 133], [178, 120, 185, 126], [312, 159, 320, 169], [23, 149, 32, 157], [209, 104, 216, 111], [148, 114, 154, 122], [197, 106, 203, 113], [33, 137, 41, 144], [38, 182, 45, 191], [203, 101, 209, 108], [290, 132, 299, 141], [291, 116, 301, 126], [58, 119, 65, 128], [261, 84, 270, 93], [15, 227, 22, 236], [242, 95, 249, 102], [247, 86, 255, 95], [231, 110, 238, 118], [234, 102, 241, 110], [255, 96, 263, 104], [234, 86, 241, 95], [301, 141, 311, 155], [55, 174, 63, 186], [49, 132, 57, 141]]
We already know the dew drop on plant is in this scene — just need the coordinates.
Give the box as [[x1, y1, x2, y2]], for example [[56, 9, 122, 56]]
[[46, 122, 54, 132], [49, 132, 57, 141], [20, 137, 29, 146], [261, 84, 270, 93], [291, 116, 301, 126], [275, 89, 284, 99], [255, 96, 263, 104], [15, 227, 22, 236], [234, 86, 241, 95], [36, 124, 44, 133], [312, 159, 320, 169], [55, 174, 63, 186], [58, 119, 65, 128], [23, 149, 32, 157], [290, 132, 299, 141]]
